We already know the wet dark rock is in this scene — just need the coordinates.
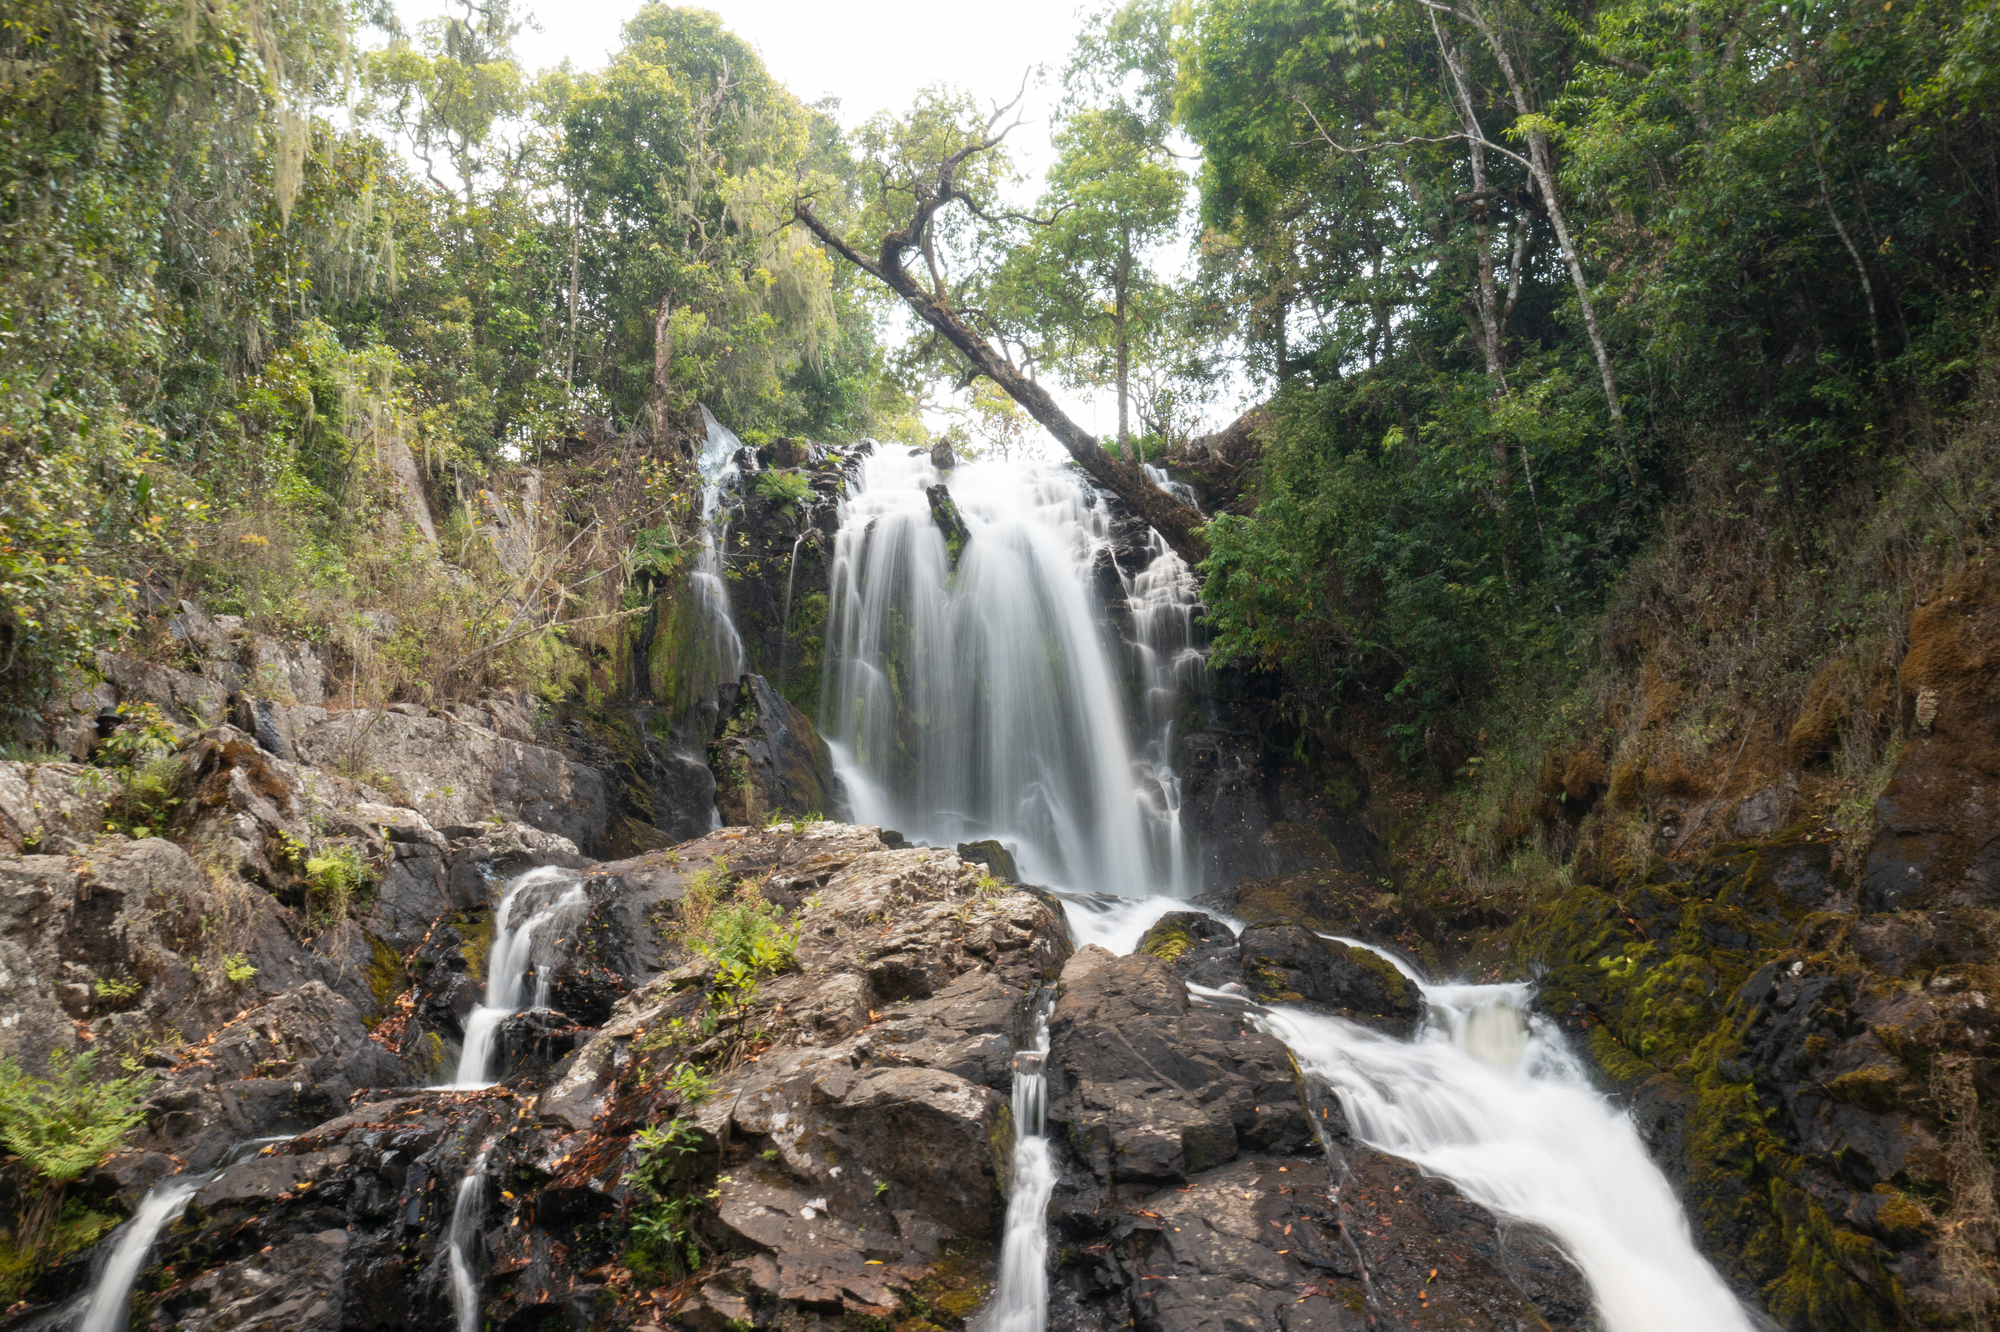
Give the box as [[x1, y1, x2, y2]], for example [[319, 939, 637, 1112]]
[[927, 482, 972, 569], [1046, 947, 1314, 1190], [704, 441, 853, 714], [956, 838, 1020, 882], [492, 1009, 589, 1075], [1134, 911, 1242, 990], [709, 673, 844, 825], [1236, 927, 1423, 1036], [1040, 949, 1591, 1332], [125, 981, 408, 1170]]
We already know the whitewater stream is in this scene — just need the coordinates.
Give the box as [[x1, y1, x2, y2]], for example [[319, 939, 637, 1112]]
[[74, 1138, 291, 1332], [818, 447, 1757, 1332], [451, 865, 588, 1088], [988, 991, 1058, 1332]]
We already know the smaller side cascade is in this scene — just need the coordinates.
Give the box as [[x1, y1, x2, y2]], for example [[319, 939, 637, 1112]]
[[987, 990, 1058, 1332], [452, 867, 588, 1087], [78, 1138, 291, 1332], [449, 1145, 493, 1332]]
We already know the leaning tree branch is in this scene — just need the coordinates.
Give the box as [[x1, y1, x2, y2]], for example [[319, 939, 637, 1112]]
[[791, 181, 1208, 565]]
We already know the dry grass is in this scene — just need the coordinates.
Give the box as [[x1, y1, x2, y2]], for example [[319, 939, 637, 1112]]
[[134, 424, 705, 711], [1402, 349, 2000, 895]]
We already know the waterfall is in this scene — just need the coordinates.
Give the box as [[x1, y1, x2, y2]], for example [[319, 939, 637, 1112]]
[[77, 1176, 204, 1332], [822, 447, 1200, 897], [451, 867, 588, 1088], [987, 992, 1057, 1332], [1205, 946, 1758, 1332], [448, 1145, 492, 1332], [691, 405, 748, 688], [78, 1138, 291, 1332]]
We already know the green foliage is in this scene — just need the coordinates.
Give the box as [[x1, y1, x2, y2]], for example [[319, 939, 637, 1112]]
[[92, 977, 141, 1002], [0, 1051, 152, 1247], [0, 0, 906, 725], [623, 1116, 714, 1280], [303, 845, 372, 928], [995, 103, 1192, 454], [1162, 0, 2000, 766], [97, 706, 186, 838], [751, 469, 813, 504]]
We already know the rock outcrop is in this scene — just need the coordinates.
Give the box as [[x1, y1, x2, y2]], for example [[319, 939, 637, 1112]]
[[1039, 946, 1593, 1332], [708, 674, 844, 826]]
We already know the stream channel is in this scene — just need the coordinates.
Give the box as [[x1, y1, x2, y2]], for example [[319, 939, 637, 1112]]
[[819, 444, 1762, 1332], [68, 430, 1758, 1331]]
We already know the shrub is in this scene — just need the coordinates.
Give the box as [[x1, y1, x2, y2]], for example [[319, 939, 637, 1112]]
[[303, 845, 372, 927], [751, 468, 812, 504], [0, 1052, 153, 1250]]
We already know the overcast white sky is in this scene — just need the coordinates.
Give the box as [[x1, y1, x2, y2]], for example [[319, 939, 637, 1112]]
[[391, 0, 1230, 441]]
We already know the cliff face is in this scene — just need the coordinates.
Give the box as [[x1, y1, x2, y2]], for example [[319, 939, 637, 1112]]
[[1498, 566, 2000, 1330]]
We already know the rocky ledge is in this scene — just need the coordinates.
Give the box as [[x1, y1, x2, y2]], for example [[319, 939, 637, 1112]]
[[0, 791, 1610, 1332]]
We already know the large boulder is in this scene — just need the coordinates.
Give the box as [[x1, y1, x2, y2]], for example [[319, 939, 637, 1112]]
[[291, 706, 610, 854], [1236, 926, 1424, 1035], [124, 981, 408, 1171], [0, 761, 110, 855], [1134, 910, 1241, 989], [1045, 946, 1313, 1189], [708, 673, 844, 826], [1039, 948, 1593, 1332]]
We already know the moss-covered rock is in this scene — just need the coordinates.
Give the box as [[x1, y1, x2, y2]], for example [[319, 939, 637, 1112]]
[[1511, 820, 1992, 1329]]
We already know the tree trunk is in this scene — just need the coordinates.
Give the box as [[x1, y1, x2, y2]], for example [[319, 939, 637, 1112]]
[[793, 205, 1208, 567], [651, 294, 675, 447], [1453, 0, 1639, 485], [1432, 16, 1519, 588], [565, 205, 581, 387]]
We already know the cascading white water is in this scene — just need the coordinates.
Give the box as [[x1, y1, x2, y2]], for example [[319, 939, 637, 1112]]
[[822, 447, 1200, 897], [451, 866, 588, 1088], [1212, 947, 1758, 1332], [78, 1176, 203, 1332], [1126, 472, 1205, 898], [987, 994, 1057, 1332], [690, 405, 748, 688], [448, 1145, 493, 1332], [78, 1138, 291, 1332]]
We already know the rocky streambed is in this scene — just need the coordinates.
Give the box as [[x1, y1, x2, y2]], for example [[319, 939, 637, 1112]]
[[0, 742, 1609, 1332]]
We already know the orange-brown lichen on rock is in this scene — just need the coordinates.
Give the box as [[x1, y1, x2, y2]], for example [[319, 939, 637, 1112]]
[[1865, 565, 2000, 913]]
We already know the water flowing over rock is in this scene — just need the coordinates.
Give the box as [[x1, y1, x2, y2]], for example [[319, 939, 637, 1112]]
[[0, 440, 1823, 1332], [823, 446, 1198, 898]]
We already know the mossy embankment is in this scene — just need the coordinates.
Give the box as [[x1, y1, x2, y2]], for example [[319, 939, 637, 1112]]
[[1272, 365, 2000, 1328]]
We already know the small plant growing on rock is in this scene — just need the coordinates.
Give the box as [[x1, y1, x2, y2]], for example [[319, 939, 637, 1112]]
[[303, 845, 372, 928], [660, 1062, 714, 1106], [92, 977, 141, 1002], [96, 704, 185, 839], [751, 469, 812, 505], [0, 1052, 152, 1250]]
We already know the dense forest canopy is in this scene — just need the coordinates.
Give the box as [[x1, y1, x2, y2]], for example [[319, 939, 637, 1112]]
[[2, 0, 1995, 765]]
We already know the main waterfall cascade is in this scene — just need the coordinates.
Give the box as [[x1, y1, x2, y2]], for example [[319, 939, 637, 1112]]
[[812, 447, 1757, 1332], [821, 446, 1202, 899]]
